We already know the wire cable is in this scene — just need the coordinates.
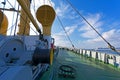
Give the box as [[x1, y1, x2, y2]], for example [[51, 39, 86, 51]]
[[33, 0, 36, 12], [6, 0, 14, 8], [14, 5, 20, 36], [10, 0, 17, 35], [30, 24, 39, 35], [57, 16, 75, 49], [65, 0, 119, 53], [30, 0, 39, 35]]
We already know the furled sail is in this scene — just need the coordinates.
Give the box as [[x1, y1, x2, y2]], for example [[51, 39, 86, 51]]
[[0, 10, 8, 35], [17, 0, 30, 35]]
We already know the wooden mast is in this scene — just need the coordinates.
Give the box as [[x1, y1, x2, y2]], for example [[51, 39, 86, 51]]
[[17, 0, 41, 34], [17, 0, 30, 35]]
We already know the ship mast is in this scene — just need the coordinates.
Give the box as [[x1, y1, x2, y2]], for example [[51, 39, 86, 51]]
[[17, 0, 41, 34], [17, 0, 30, 35]]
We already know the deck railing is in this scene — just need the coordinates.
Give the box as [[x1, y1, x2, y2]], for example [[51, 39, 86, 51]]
[[66, 48, 120, 68]]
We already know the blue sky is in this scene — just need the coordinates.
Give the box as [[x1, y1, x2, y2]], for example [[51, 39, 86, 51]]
[[50, 0, 120, 49], [1, 0, 120, 49]]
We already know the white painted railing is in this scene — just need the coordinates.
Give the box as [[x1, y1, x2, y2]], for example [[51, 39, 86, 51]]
[[71, 49, 120, 68]]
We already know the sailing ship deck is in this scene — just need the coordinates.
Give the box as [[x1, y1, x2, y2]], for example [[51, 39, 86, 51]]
[[40, 49, 120, 80]]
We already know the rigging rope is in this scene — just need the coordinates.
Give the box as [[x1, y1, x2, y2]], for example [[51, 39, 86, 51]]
[[14, 5, 19, 36], [1, 0, 18, 35], [6, 0, 14, 8], [30, 0, 39, 35], [65, 0, 119, 54], [3, 0, 39, 35], [0, 0, 19, 12], [48, 0, 75, 49], [0, 0, 40, 36], [20, 0, 39, 35], [10, 0, 17, 35], [1, 0, 6, 7], [19, 15, 39, 35], [1, 0, 19, 35], [33, 0, 36, 12], [57, 16, 75, 49], [30, 24, 39, 35]]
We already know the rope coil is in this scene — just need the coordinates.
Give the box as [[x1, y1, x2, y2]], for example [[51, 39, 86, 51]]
[[58, 65, 76, 78]]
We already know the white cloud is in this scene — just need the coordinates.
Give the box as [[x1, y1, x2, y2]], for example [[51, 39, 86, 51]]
[[90, 29, 116, 42], [65, 25, 77, 35], [102, 29, 115, 40], [55, 2, 79, 20], [96, 29, 120, 47], [79, 13, 103, 39], [55, 2, 69, 17], [53, 1, 120, 49], [52, 33, 71, 47], [78, 29, 120, 49], [91, 29, 120, 42], [77, 40, 106, 49], [52, 25, 77, 48], [77, 13, 120, 49]]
